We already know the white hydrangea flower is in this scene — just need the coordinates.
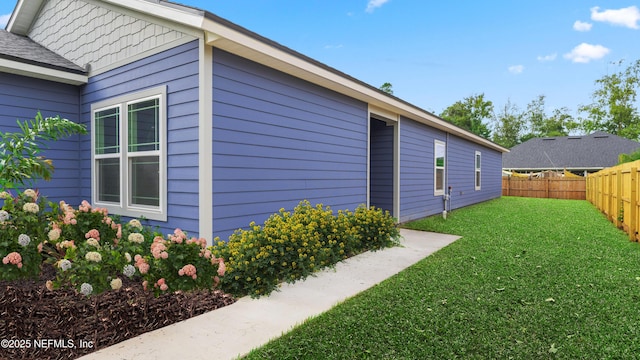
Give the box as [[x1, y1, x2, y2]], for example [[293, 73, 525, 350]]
[[86, 238, 100, 248], [128, 233, 144, 244], [110, 278, 123, 290], [125, 252, 132, 263], [18, 234, 31, 247], [48, 229, 61, 241], [0, 191, 11, 199], [85, 251, 102, 263], [23, 189, 37, 200], [22, 203, 39, 213], [128, 219, 143, 229], [80, 283, 93, 296], [0, 210, 9, 223], [58, 259, 72, 271], [123, 264, 136, 278]]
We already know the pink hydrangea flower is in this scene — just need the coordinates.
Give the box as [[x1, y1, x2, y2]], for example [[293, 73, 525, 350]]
[[134, 255, 150, 274], [150, 237, 168, 259], [79, 200, 91, 212], [85, 229, 100, 241], [178, 264, 197, 279], [217, 259, 226, 276], [155, 278, 168, 291], [169, 228, 187, 244], [3, 252, 23, 268]]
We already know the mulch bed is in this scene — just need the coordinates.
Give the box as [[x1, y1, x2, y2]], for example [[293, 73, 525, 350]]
[[0, 265, 236, 360]]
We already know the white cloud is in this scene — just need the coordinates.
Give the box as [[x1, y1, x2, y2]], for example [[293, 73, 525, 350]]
[[366, 0, 390, 13], [0, 14, 10, 28], [573, 20, 592, 32], [537, 53, 557, 62], [591, 6, 640, 29], [508, 65, 524, 74], [563, 43, 610, 63]]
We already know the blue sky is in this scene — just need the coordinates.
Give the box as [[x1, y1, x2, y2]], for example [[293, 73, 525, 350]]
[[2, 1, 639, 118]]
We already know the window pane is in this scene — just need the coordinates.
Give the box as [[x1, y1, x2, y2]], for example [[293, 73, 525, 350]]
[[128, 98, 159, 152], [476, 154, 481, 169], [97, 158, 120, 202], [435, 143, 445, 167], [436, 169, 444, 191], [130, 156, 159, 207], [476, 171, 481, 187], [95, 107, 119, 154]]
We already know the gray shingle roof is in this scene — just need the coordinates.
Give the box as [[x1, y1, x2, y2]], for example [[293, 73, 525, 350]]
[[502, 131, 640, 171], [0, 30, 86, 74]]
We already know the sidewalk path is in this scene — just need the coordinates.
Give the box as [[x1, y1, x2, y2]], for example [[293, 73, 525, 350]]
[[79, 229, 460, 360]]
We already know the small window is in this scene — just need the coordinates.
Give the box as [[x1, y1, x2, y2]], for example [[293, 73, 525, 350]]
[[475, 151, 481, 190], [91, 86, 167, 221], [434, 140, 446, 195]]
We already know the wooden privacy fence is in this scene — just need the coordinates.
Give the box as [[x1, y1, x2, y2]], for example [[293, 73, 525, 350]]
[[587, 160, 640, 241], [502, 177, 586, 200]]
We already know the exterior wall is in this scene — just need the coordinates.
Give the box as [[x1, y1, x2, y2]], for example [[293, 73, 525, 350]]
[[399, 117, 502, 223], [370, 118, 394, 214], [399, 117, 447, 222], [28, 0, 195, 75], [80, 40, 200, 236], [447, 134, 502, 209], [0, 73, 82, 204], [212, 49, 369, 239]]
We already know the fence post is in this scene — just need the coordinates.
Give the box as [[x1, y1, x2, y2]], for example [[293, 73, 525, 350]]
[[630, 168, 637, 241], [616, 169, 622, 228]]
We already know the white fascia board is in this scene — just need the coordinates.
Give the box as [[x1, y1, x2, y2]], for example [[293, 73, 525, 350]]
[[100, 0, 205, 28], [0, 58, 87, 85], [7, 0, 45, 35]]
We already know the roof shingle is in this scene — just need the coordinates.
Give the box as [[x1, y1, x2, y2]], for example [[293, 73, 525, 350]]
[[502, 131, 640, 171], [0, 30, 86, 74]]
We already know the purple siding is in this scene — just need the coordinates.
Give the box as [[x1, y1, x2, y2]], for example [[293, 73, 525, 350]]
[[447, 135, 502, 209], [370, 118, 394, 214], [212, 50, 368, 239], [80, 40, 200, 236], [399, 117, 446, 222], [399, 117, 502, 222], [0, 73, 82, 204]]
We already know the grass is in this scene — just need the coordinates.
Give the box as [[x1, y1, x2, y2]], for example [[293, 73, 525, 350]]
[[244, 197, 640, 359]]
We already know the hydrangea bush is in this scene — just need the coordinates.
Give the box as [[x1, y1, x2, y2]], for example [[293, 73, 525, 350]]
[[0, 190, 225, 298], [0, 189, 49, 280], [212, 200, 400, 298]]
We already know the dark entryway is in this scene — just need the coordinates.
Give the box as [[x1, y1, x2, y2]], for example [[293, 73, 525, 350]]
[[369, 117, 395, 215]]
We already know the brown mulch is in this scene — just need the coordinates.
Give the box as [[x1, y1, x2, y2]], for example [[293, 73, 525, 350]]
[[0, 265, 236, 360]]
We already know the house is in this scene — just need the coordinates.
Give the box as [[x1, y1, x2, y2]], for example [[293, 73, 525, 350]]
[[502, 131, 640, 176], [0, 0, 508, 241]]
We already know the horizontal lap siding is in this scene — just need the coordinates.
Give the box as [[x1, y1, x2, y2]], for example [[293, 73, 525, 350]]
[[0, 73, 81, 204], [399, 117, 446, 222], [212, 50, 368, 239], [447, 136, 502, 209], [80, 40, 200, 236]]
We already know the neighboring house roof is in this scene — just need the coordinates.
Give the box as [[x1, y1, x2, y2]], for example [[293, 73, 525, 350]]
[[502, 131, 640, 172], [4, 0, 508, 153]]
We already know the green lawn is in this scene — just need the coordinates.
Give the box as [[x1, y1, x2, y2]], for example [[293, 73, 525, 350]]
[[244, 197, 640, 359]]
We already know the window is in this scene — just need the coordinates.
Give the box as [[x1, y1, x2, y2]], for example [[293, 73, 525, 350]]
[[475, 151, 481, 190], [91, 86, 167, 221], [434, 140, 446, 195]]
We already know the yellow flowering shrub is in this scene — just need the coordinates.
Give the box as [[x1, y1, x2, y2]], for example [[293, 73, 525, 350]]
[[212, 201, 400, 298]]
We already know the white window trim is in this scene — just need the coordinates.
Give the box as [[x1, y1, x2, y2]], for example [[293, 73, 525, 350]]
[[434, 140, 446, 196], [90, 86, 167, 221], [475, 151, 481, 191]]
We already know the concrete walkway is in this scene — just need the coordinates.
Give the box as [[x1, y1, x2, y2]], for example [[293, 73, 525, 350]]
[[79, 229, 459, 360]]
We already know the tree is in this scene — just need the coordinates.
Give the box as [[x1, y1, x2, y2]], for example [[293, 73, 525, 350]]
[[491, 100, 525, 148], [379, 82, 394, 95], [520, 95, 577, 141], [0, 113, 87, 190], [440, 93, 493, 139], [579, 59, 640, 140]]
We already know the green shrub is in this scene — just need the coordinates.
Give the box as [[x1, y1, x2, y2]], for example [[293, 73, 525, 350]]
[[212, 201, 400, 298]]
